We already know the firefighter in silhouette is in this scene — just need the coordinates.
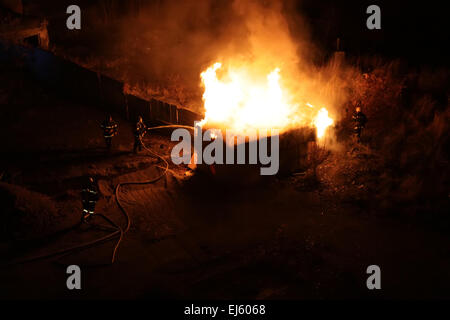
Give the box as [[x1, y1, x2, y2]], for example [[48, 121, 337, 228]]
[[352, 104, 368, 142], [81, 177, 99, 222], [100, 114, 118, 150], [133, 116, 147, 153]]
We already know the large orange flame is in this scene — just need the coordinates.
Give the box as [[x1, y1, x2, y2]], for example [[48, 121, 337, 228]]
[[199, 62, 334, 139], [313, 107, 334, 139]]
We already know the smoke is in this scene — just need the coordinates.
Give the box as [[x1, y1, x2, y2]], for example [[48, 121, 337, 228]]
[[115, 0, 246, 108], [113, 0, 353, 122]]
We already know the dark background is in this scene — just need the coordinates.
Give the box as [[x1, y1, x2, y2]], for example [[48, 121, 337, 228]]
[[19, 0, 449, 66], [294, 0, 449, 65], [1, 0, 449, 301]]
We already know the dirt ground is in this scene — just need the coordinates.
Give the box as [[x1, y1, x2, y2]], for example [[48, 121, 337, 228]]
[[1, 66, 450, 300]]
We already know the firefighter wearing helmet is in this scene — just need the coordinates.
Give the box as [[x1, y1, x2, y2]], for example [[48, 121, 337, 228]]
[[100, 114, 118, 150], [352, 103, 368, 142], [133, 116, 147, 153]]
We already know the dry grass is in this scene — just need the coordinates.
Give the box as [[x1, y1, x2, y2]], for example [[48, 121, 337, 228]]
[[338, 58, 449, 216]]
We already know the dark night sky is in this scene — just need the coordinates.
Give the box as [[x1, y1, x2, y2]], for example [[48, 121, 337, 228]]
[[295, 0, 449, 65], [20, 0, 450, 66]]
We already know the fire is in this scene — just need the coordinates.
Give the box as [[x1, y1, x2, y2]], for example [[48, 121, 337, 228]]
[[313, 107, 334, 139], [199, 62, 334, 139], [200, 63, 294, 132]]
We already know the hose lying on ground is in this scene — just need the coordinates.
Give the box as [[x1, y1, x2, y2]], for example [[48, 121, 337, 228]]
[[2, 125, 192, 267], [113, 124, 190, 235], [2, 213, 123, 266]]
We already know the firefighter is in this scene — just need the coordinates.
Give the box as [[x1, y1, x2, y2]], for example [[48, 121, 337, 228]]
[[100, 114, 118, 150], [133, 116, 147, 153], [352, 105, 368, 142], [81, 177, 99, 222]]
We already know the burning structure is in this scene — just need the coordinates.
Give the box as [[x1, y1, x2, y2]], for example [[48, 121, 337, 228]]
[[182, 59, 335, 180], [199, 62, 334, 138], [0, 0, 449, 303], [178, 0, 339, 179]]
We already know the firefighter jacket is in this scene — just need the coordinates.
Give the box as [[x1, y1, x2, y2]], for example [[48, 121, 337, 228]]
[[101, 120, 118, 138], [134, 121, 147, 138], [352, 111, 368, 129]]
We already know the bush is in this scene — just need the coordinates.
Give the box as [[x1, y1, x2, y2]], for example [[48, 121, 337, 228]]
[[346, 59, 449, 215]]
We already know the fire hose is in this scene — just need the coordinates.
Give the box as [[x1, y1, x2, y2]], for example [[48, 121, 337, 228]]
[[2, 124, 194, 267]]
